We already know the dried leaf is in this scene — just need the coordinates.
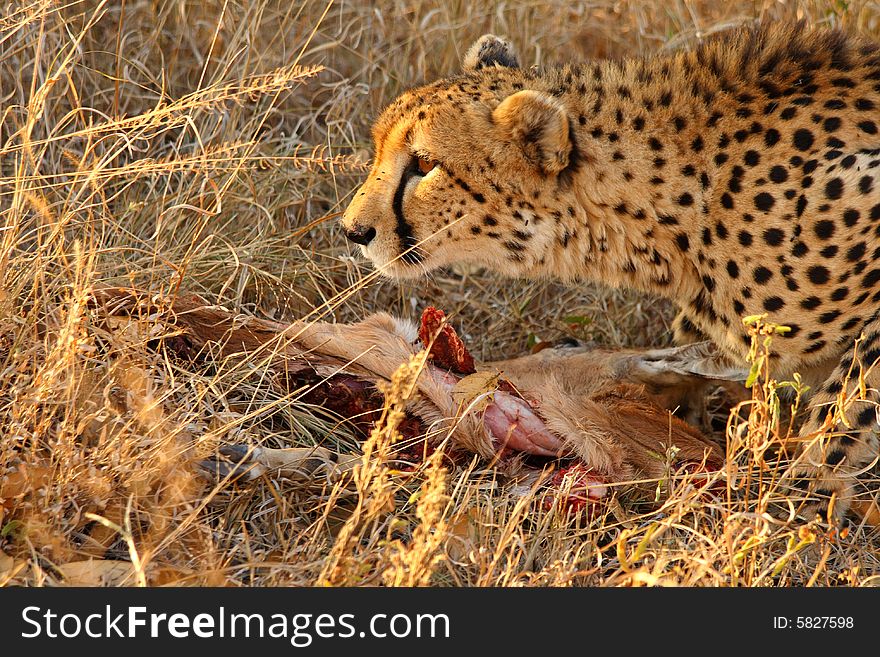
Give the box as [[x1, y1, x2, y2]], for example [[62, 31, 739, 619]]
[[451, 371, 500, 414], [56, 560, 141, 587]]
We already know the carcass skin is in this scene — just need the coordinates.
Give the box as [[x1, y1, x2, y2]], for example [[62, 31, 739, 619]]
[[91, 288, 742, 496]]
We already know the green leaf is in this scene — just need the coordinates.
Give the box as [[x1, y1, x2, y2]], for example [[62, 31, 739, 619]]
[[746, 355, 765, 387], [563, 314, 592, 326], [1, 520, 25, 539]]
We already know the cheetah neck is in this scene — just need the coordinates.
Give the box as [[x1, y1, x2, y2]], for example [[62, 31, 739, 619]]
[[514, 56, 726, 304]]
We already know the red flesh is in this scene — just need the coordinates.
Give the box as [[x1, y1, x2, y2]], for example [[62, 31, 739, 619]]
[[418, 306, 476, 375]]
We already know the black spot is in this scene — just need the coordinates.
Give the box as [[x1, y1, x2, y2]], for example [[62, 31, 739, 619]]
[[727, 260, 739, 278], [791, 241, 809, 257], [824, 178, 844, 200], [857, 406, 877, 427], [793, 129, 814, 151], [754, 192, 775, 212], [769, 165, 788, 183], [814, 220, 835, 240], [744, 150, 760, 166], [819, 309, 841, 324], [820, 245, 839, 258], [839, 432, 857, 446], [831, 286, 849, 301], [677, 193, 694, 207], [825, 379, 842, 394], [823, 117, 841, 132], [858, 120, 878, 135], [825, 448, 846, 466], [753, 266, 773, 284], [649, 137, 663, 151], [859, 176, 874, 195], [843, 209, 860, 227], [738, 230, 753, 247], [763, 228, 784, 246], [801, 296, 821, 310], [846, 242, 866, 261], [675, 233, 690, 252], [764, 128, 780, 147], [691, 136, 704, 152], [841, 154, 857, 169], [862, 269, 880, 287], [808, 266, 830, 285], [763, 296, 784, 311], [721, 193, 734, 209], [805, 340, 827, 353]]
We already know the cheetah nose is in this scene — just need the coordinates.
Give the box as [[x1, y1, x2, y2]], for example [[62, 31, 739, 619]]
[[345, 224, 377, 246]]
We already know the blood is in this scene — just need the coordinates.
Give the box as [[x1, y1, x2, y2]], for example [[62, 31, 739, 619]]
[[418, 306, 476, 375], [541, 463, 610, 516]]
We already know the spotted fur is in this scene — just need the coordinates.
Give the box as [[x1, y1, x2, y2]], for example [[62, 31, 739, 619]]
[[342, 21, 880, 523]]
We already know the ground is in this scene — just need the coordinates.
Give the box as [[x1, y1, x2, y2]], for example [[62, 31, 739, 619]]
[[1, 0, 879, 587]]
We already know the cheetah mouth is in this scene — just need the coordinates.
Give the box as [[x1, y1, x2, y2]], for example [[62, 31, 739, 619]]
[[369, 252, 431, 280]]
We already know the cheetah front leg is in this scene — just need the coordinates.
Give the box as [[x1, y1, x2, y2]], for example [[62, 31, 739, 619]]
[[671, 310, 709, 345], [789, 328, 880, 524]]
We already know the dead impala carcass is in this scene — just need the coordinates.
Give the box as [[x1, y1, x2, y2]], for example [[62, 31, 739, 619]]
[[91, 288, 743, 504]]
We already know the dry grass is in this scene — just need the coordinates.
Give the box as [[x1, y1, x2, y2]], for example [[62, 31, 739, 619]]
[[1, 0, 880, 587]]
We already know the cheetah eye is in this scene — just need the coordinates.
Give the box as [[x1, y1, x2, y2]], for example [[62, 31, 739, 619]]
[[416, 156, 437, 175]]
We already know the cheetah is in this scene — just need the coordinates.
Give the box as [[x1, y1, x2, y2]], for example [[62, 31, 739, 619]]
[[340, 20, 880, 523]]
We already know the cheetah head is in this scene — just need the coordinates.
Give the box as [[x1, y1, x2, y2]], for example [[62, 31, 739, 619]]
[[341, 35, 578, 279]]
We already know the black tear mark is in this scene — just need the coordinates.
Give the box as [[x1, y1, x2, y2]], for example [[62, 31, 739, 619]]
[[393, 159, 424, 265]]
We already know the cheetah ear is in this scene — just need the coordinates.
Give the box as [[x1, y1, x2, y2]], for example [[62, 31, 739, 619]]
[[462, 34, 520, 71], [492, 90, 571, 174]]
